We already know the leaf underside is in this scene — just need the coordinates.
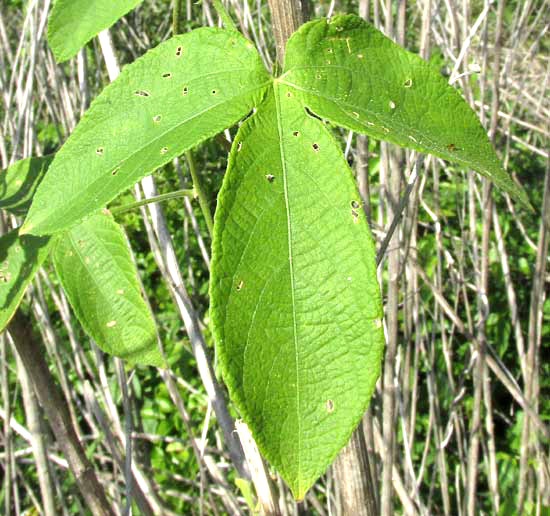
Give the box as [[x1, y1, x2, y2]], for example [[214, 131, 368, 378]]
[[48, 0, 144, 62], [0, 229, 52, 332], [52, 212, 162, 367], [23, 28, 270, 235]]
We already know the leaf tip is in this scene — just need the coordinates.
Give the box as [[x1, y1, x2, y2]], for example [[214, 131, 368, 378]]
[[287, 474, 316, 503], [290, 484, 309, 503], [509, 183, 535, 214]]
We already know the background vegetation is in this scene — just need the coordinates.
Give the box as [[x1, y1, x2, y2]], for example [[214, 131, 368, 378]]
[[1, 0, 548, 514]]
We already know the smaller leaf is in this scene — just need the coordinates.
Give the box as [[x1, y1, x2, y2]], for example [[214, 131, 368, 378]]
[[0, 229, 52, 332], [53, 211, 162, 367], [48, 0, 143, 62], [0, 155, 53, 216]]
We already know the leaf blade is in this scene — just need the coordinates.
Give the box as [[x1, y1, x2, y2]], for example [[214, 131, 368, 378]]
[[0, 229, 52, 332], [23, 29, 270, 235], [210, 86, 384, 499], [48, 0, 143, 62], [282, 15, 531, 210], [0, 155, 53, 217], [52, 211, 161, 367]]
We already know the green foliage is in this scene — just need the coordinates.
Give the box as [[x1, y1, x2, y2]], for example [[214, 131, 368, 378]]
[[0, 156, 54, 331], [0, 155, 162, 365], [211, 88, 384, 499], [0, 229, 52, 330], [52, 211, 162, 367], [211, 14, 530, 497], [18, 10, 530, 501], [282, 15, 531, 211], [47, 0, 144, 62], [22, 28, 269, 236], [0, 155, 53, 216]]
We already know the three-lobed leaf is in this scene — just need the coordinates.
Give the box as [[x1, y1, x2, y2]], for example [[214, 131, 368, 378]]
[[282, 15, 531, 211], [0, 229, 52, 331], [48, 0, 143, 62], [23, 28, 270, 235], [20, 13, 532, 499], [52, 211, 162, 367], [210, 87, 384, 499]]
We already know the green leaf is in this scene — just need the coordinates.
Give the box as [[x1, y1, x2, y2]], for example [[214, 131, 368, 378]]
[[210, 87, 384, 499], [281, 15, 531, 211], [52, 211, 161, 367], [0, 155, 53, 216], [0, 229, 52, 331], [23, 29, 270, 235], [48, 0, 143, 62], [235, 478, 257, 514]]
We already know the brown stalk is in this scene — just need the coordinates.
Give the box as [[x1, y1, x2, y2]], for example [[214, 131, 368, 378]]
[[7, 312, 114, 516]]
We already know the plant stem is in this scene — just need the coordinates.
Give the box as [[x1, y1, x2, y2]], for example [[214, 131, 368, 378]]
[[171, 0, 216, 240], [1, 335, 12, 516], [185, 151, 214, 239], [172, 0, 182, 35], [17, 355, 56, 516], [211, 0, 238, 31], [7, 312, 114, 516], [333, 422, 378, 515], [110, 189, 194, 215], [380, 147, 401, 516], [267, 0, 303, 65]]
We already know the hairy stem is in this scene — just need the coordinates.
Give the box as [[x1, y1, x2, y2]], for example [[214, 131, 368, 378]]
[[110, 189, 194, 216], [267, 0, 303, 65], [185, 151, 214, 239], [211, 0, 238, 31]]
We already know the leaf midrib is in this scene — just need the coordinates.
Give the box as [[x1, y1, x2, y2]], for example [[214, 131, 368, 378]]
[[273, 84, 301, 488]]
